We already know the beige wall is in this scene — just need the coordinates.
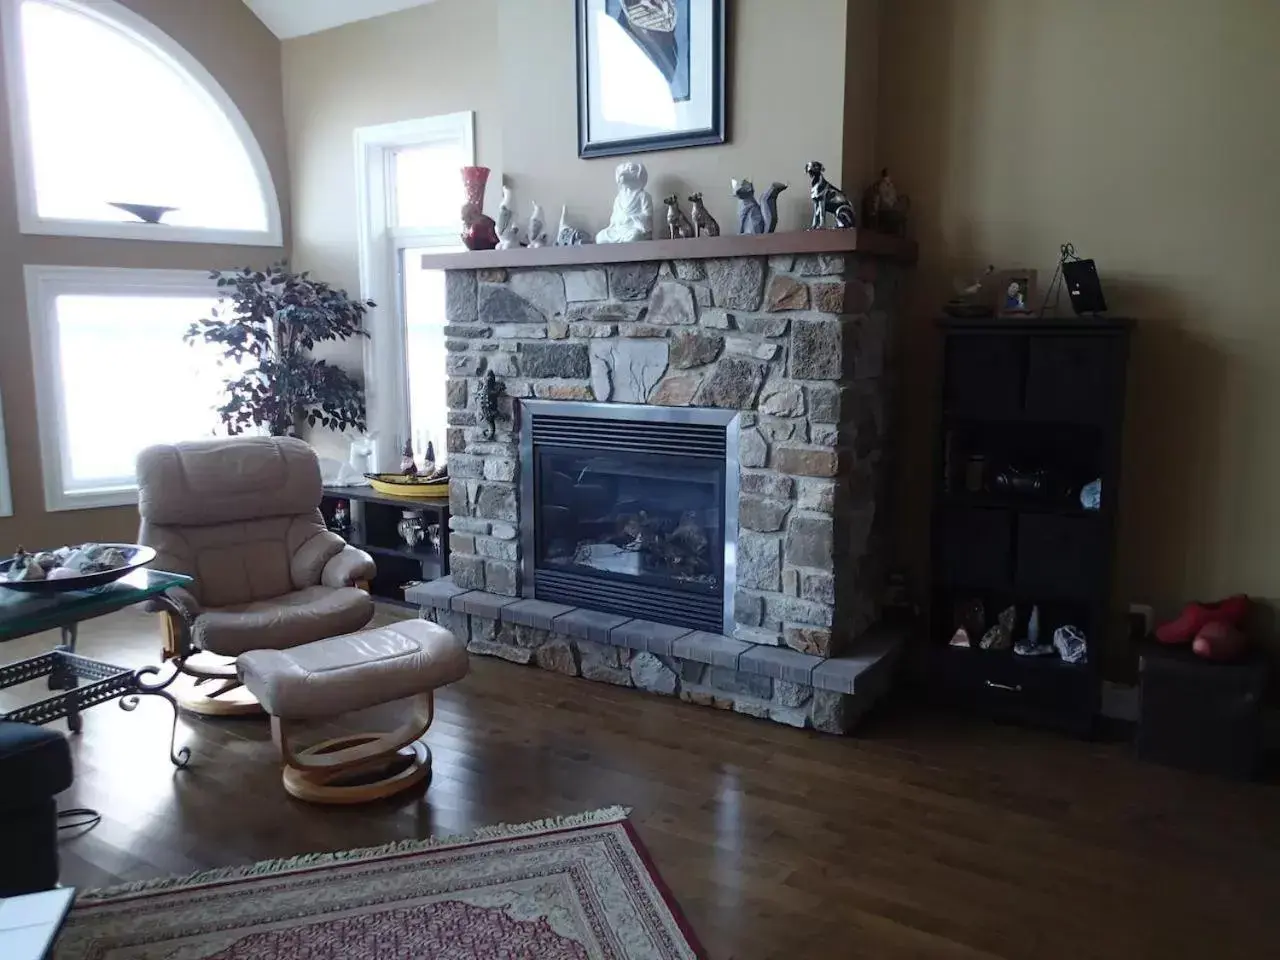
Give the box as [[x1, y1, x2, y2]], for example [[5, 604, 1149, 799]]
[[283, 0, 875, 288], [283, 0, 502, 293], [879, 0, 1280, 634], [498, 0, 865, 236], [0, 0, 289, 551]]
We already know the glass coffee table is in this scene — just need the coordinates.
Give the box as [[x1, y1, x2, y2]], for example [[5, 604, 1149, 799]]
[[0, 569, 194, 767]]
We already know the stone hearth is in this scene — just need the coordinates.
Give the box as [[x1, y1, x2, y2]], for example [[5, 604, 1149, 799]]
[[429, 236, 908, 733]]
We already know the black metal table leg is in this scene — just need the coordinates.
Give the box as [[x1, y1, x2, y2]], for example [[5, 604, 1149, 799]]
[[56, 625, 82, 733], [120, 593, 196, 768]]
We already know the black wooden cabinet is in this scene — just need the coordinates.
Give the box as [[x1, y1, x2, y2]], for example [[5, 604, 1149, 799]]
[[924, 318, 1132, 736], [321, 486, 450, 608]]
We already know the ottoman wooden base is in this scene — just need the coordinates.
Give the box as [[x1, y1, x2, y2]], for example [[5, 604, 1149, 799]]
[[272, 691, 437, 806], [282, 738, 431, 805]]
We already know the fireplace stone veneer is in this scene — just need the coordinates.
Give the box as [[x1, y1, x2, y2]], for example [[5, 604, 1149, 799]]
[[432, 242, 907, 733]]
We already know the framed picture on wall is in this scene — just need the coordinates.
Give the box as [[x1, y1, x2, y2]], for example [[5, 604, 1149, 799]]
[[576, 0, 727, 159]]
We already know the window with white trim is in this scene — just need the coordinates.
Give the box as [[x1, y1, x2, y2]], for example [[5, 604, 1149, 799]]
[[2, 0, 282, 245], [355, 113, 474, 473], [25, 266, 251, 511], [0, 388, 12, 518]]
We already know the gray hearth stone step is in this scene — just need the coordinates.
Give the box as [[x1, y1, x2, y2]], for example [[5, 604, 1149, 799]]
[[406, 577, 906, 698]]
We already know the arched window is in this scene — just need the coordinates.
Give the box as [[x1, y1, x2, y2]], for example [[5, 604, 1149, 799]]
[[1, 0, 282, 245]]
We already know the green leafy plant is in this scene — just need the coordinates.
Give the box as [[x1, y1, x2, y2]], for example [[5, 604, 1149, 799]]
[[185, 263, 374, 437]]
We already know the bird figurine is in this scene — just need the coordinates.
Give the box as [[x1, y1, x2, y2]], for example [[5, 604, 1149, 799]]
[[497, 222, 520, 250], [528, 202, 548, 248], [495, 186, 514, 242]]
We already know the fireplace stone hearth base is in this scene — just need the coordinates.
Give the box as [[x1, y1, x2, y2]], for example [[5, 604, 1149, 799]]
[[408, 578, 904, 734]]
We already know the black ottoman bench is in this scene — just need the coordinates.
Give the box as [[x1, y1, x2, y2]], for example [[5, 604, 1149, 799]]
[[0, 721, 73, 896]]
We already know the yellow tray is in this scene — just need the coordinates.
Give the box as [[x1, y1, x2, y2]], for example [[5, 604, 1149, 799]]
[[364, 474, 450, 499]]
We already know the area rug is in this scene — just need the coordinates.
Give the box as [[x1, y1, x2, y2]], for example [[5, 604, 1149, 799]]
[[56, 807, 704, 959]]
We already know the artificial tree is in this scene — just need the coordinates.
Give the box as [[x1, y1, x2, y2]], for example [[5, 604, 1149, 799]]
[[186, 263, 374, 437]]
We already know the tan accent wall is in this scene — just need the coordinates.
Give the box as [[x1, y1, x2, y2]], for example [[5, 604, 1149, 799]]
[[0, 0, 288, 553], [878, 0, 1280, 633], [497, 0, 859, 237], [282, 0, 502, 293], [283, 0, 874, 289]]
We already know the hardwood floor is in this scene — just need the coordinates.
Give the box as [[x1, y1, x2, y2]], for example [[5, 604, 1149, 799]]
[[4, 606, 1279, 959]]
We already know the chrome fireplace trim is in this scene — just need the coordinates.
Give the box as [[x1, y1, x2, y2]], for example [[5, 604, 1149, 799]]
[[518, 400, 740, 635]]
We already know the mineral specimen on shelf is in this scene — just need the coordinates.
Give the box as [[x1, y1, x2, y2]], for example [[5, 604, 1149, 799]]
[[979, 606, 1016, 651], [1054, 625, 1088, 664], [1014, 639, 1055, 657], [954, 598, 985, 641]]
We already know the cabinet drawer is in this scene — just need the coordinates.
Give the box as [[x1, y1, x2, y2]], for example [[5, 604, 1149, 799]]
[[945, 335, 1023, 416], [928, 647, 1097, 733], [1015, 515, 1102, 597], [1025, 336, 1118, 423], [939, 508, 1012, 589]]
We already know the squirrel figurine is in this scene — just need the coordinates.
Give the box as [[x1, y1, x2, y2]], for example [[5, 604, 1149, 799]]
[[687, 193, 720, 238], [732, 179, 789, 235], [664, 195, 695, 239]]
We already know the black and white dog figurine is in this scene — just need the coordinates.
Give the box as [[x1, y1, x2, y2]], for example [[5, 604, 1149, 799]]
[[805, 161, 856, 230]]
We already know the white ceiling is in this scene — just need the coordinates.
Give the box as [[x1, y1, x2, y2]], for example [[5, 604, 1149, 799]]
[[243, 0, 439, 39]]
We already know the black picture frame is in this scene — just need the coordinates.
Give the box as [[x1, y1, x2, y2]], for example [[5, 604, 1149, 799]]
[[576, 0, 728, 160]]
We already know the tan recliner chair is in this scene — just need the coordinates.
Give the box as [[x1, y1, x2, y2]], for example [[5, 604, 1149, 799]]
[[136, 436, 377, 715]]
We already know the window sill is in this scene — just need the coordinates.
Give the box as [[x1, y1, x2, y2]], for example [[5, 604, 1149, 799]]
[[48, 487, 139, 513], [18, 217, 282, 248]]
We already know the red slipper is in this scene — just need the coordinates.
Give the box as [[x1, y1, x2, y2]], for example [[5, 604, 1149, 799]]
[[1154, 594, 1250, 644], [1192, 621, 1249, 661]]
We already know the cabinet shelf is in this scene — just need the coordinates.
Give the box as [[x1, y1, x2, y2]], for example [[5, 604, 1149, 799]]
[[941, 493, 1100, 518], [934, 644, 1092, 675]]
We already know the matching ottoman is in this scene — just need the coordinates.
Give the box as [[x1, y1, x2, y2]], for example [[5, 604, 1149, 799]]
[[238, 620, 468, 804]]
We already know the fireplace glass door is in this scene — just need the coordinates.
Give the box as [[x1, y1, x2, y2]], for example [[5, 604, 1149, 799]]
[[522, 402, 738, 634], [535, 448, 725, 594]]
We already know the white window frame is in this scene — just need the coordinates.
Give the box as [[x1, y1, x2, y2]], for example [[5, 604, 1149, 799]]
[[354, 112, 475, 472], [0, 388, 12, 517], [24, 264, 220, 512], [0, 0, 283, 246]]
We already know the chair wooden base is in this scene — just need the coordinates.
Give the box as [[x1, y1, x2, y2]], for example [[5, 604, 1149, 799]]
[[271, 692, 436, 805], [172, 654, 264, 717], [282, 738, 431, 805], [175, 680, 264, 717]]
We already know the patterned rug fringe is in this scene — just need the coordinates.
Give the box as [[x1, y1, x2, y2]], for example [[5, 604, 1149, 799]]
[[79, 805, 631, 903]]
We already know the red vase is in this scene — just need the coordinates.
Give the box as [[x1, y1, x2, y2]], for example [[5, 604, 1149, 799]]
[[460, 166, 499, 251]]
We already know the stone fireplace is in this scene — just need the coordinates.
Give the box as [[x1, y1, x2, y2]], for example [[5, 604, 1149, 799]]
[[408, 232, 912, 734]]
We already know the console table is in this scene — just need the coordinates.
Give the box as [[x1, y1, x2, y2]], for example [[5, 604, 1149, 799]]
[[0, 569, 195, 767]]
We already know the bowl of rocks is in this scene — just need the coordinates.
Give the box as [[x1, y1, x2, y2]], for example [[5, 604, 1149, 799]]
[[0, 543, 157, 594]]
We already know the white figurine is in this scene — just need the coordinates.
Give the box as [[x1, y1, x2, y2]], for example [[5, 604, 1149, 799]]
[[495, 186, 514, 241], [496, 222, 520, 250], [596, 161, 654, 244], [527, 202, 548, 248]]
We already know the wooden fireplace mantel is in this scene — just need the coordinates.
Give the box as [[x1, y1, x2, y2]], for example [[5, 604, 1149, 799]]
[[419, 229, 917, 271]]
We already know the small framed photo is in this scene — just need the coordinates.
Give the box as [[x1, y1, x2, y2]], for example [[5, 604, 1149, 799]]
[[995, 269, 1038, 317], [576, 0, 727, 159]]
